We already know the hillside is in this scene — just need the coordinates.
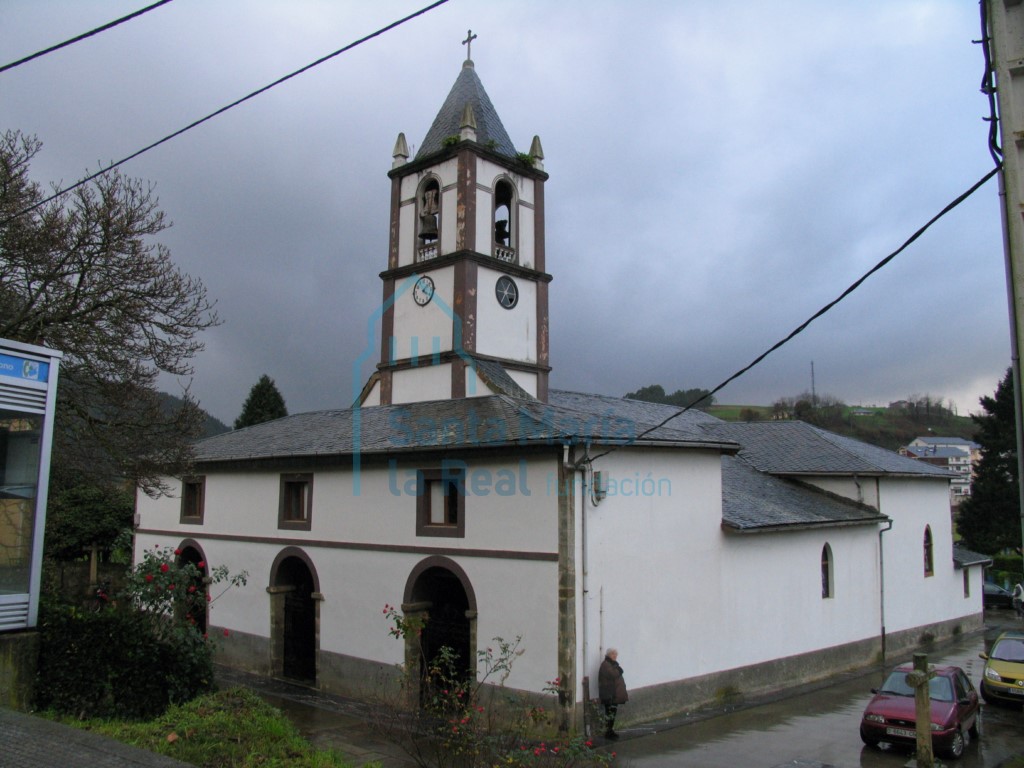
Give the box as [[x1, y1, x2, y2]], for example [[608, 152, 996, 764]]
[[706, 404, 978, 452], [158, 392, 231, 438]]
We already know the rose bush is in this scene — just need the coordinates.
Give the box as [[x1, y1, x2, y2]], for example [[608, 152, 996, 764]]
[[35, 545, 246, 719]]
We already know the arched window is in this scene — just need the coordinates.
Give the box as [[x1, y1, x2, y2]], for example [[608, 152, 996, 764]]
[[821, 543, 833, 599], [417, 178, 440, 262], [493, 179, 516, 263], [923, 526, 934, 577]]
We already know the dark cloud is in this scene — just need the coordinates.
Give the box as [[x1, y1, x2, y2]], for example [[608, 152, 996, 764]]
[[1, 1, 1009, 423]]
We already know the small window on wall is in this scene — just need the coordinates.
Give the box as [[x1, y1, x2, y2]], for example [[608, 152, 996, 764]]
[[821, 543, 834, 599], [279, 474, 313, 531], [923, 526, 934, 577], [180, 477, 205, 524], [416, 468, 465, 538], [963, 569, 970, 598]]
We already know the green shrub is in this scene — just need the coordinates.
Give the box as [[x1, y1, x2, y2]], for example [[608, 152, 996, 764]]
[[35, 545, 246, 720], [54, 688, 358, 767], [35, 601, 214, 719]]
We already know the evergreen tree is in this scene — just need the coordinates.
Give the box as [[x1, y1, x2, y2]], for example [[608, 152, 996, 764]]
[[957, 368, 1021, 554], [624, 384, 715, 410], [235, 374, 287, 429]]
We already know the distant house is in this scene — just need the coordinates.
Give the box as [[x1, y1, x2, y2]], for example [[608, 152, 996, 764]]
[[901, 437, 980, 503]]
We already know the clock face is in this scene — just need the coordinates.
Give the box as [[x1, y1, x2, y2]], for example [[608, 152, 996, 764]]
[[495, 275, 518, 309], [413, 275, 435, 306]]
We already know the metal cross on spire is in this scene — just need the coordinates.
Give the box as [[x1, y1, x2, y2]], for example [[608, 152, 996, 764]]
[[462, 29, 477, 61]]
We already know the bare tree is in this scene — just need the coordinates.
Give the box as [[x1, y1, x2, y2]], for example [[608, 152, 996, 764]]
[[0, 131, 219, 495]]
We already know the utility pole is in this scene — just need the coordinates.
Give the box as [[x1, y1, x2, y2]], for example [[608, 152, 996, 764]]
[[987, 0, 1024, 558], [810, 361, 817, 408]]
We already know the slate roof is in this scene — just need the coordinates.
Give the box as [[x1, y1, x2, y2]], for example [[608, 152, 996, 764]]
[[903, 445, 970, 460], [912, 436, 980, 448], [721, 455, 886, 532], [416, 61, 518, 160], [952, 544, 992, 569], [473, 358, 532, 399], [699, 421, 952, 478], [192, 391, 736, 464]]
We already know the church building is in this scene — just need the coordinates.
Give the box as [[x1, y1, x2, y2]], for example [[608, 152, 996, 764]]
[[134, 47, 987, 729]]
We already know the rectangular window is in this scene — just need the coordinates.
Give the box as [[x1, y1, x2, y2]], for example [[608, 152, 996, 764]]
[[963, 570, 971, 598], [278, 473, 313, 531], [180, 476, 205, 525], [416, 468, 465, 538]]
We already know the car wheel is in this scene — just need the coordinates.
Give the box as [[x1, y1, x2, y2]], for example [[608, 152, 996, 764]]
[[859, 728, 880, 748], [944, 726, 966, 760], [968, 714, 981, 740]]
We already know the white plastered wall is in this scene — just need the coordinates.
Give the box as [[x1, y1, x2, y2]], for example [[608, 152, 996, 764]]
[[134, 453, 563, 692], [878, 477, 980, 631], [476, 264, 536, 362]]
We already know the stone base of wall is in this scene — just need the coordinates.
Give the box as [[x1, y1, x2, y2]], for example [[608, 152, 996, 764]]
[[211, 612, 984, 729], [0, 630, 40, 711], [617, 612, 984, 727]]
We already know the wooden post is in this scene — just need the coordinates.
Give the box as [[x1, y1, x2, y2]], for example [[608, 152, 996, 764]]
[[905, 653, 935, 768]]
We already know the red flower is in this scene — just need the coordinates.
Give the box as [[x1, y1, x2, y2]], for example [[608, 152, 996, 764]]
[[197, 561, 205, 568], [174, 548, 182, 556], [223, 628, 230, 637], [145, 574, 154, 582], [160, 563, 169, 573]]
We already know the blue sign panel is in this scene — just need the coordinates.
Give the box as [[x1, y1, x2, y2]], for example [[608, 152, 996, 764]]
[[0, 353, 50, 383]]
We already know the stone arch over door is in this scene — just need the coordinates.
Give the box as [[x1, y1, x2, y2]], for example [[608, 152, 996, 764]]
[[176, 539, 210, 633], [402, 556, 478, 698], [268, 547, 322, 685]]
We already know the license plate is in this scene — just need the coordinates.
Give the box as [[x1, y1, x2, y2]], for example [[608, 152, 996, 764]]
[[1007, 686, 1024, 696], [886, 727, 916, 739]]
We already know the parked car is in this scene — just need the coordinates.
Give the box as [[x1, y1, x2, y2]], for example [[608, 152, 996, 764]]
[[860, 664, 980, 759], [984, 582, 1014, 609], [980, 630, 1024, 706]]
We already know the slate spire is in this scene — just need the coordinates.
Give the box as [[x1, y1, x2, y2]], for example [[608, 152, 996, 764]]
[[416, 59, 517, 160]]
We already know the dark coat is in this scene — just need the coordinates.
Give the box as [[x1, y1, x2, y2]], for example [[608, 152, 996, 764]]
[[598, 656, 628, 704]]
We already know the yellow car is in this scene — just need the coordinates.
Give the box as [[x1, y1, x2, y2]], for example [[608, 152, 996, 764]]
[[980, 630, 1024, 706]]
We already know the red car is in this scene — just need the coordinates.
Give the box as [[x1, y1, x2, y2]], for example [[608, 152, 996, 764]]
[[860, 664, 980, 759]]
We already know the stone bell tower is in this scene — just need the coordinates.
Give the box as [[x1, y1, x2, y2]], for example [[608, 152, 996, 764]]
[[365, 38, 551, 407]]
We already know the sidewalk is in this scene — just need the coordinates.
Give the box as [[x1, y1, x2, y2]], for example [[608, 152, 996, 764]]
[[0, 707, 193, 767]]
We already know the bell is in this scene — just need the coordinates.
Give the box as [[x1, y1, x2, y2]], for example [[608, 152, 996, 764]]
[[419, 213, 438, 241], [494, 219, 509, 245]]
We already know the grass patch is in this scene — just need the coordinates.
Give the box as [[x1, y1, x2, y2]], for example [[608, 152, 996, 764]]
[[51, 687, 369, 767]]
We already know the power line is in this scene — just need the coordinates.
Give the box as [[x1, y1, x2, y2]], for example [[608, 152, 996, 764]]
[[0, 0, 449, 228], [0, 1, 175, 75], [588, 164, 1002, 463]]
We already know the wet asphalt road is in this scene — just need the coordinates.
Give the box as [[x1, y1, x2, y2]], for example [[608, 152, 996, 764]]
[[611, 611, 1024, 768], [227, 612, 1024, 767]]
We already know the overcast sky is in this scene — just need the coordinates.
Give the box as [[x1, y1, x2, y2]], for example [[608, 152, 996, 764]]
[[1, 1, 1011, 424]]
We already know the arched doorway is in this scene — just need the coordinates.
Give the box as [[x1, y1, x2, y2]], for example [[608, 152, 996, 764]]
[[269, 548, 320, 685], [403, 557, 477, 699], [176, 540, 209, 634]]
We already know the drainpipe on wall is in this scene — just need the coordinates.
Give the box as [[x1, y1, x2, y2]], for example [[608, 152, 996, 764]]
[[877, 477, 892, 663], [556, 445, 578, 733], [578, 455, 590, 737]]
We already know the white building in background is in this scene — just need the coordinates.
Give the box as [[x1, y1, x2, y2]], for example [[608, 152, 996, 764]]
[[134, 52, 987, 728], [902, 436, 981, 503]]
